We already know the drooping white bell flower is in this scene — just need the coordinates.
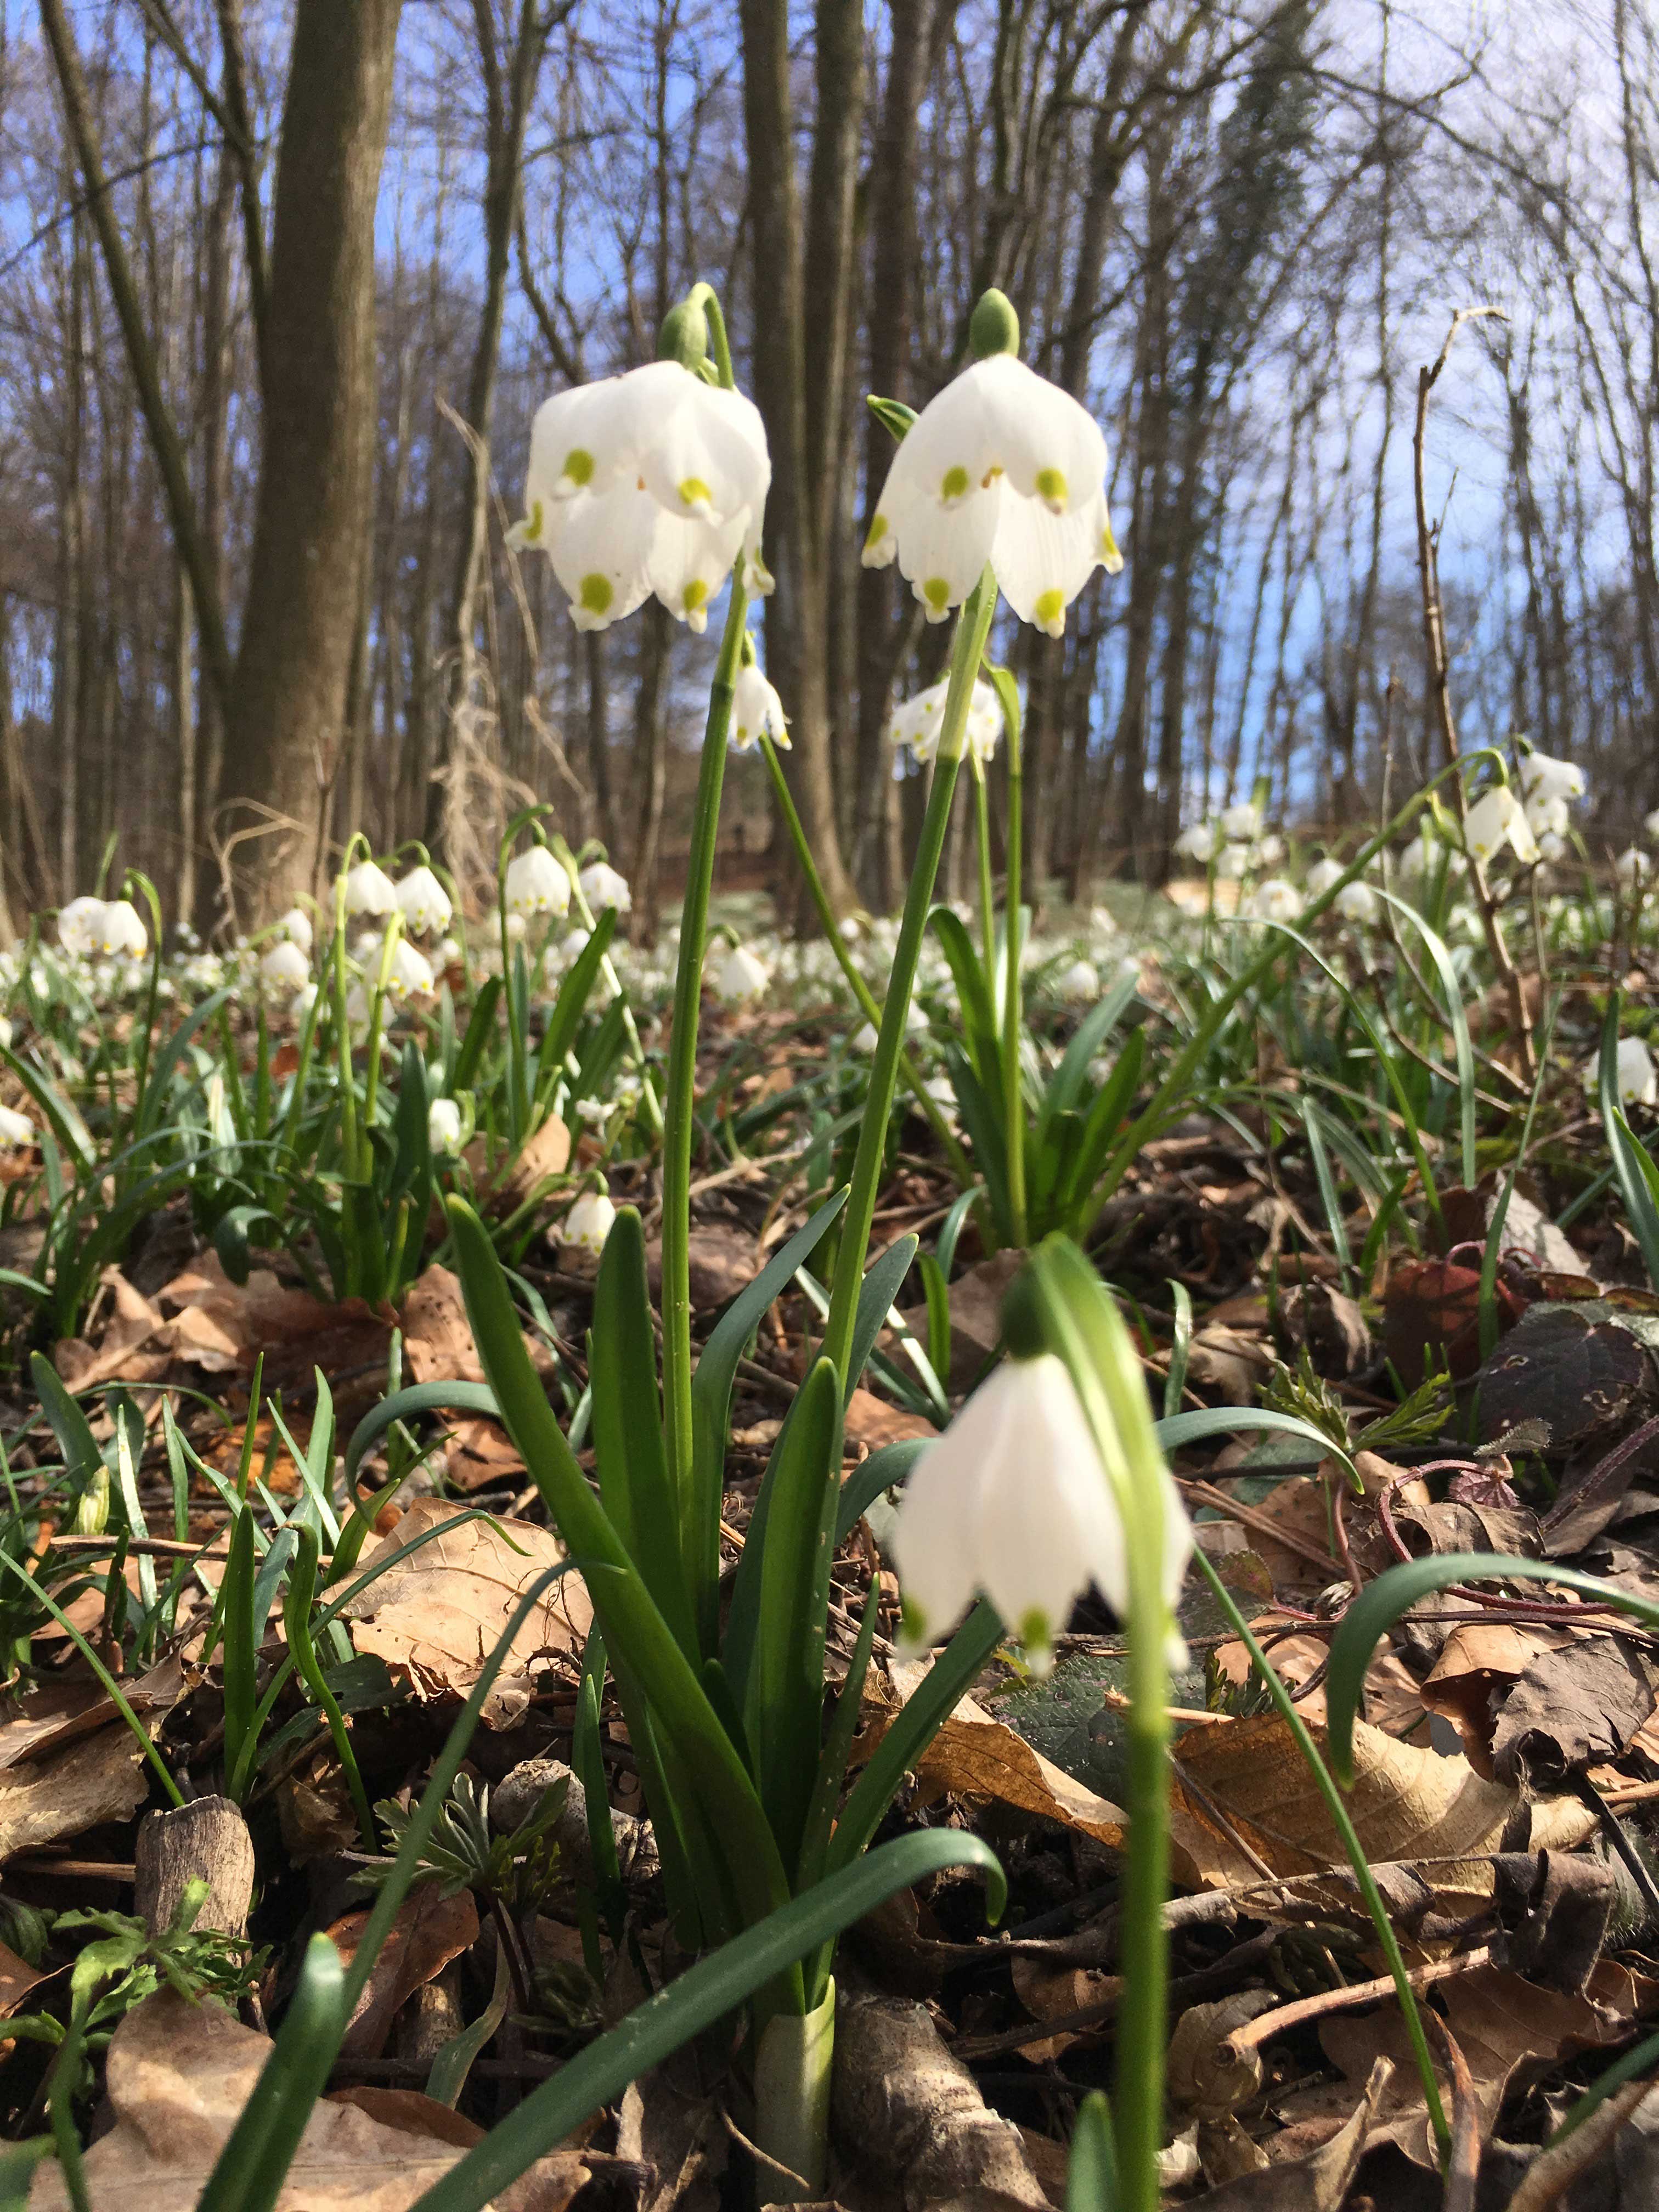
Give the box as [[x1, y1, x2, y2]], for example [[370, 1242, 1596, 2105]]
[[345, 860, 397, 917], [1525, 793, 1570, 841], [578, 861, 631, 915], [1598, 1035, 1659, 1107], [1645, 808, 1659, 844], [1538, 831, 1567, 865], [1305, 857, 1344, 900], [730, 664, 791, 752], [1336, 880, 1381, 925], [58, 897, 105, 958], [1215, 844, 1251, 882], [1257, 833, 1286, 868], [273, 906, 314, 952], [1463, 786, 1540, 867], [510, 359, 772, 634], [1056, 958, 1098, 1002], [1172, 822, 1217, 864], [1397, 827, 1442, 879], [290, 984, 319, 1023], [385, 940, 436, 1001], [97, 900, 148, 958], [1617, 846, 1652, 888], [259, 940, 311, 991], [890, 1351, 1192, 1675], [1250, 878, 1304, 923], [560, 1186, 617, 1257], [396, 866, 452, 937], [886, 676, 1003, 765], [0, 1018, 12, 1051], [351, 927, 387, 969], [715, 943, 769, 1003], [504, 846, 572, 919], [862, 295, 1120, 638], [0, 1104, 32, 1148], [427, 1098, 462, 1154], [1220, 800, 1262, 840], [1519, 750, 1585, 807]]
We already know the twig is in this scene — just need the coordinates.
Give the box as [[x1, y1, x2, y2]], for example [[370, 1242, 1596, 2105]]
[[1222, 1945, 1492, 2057]]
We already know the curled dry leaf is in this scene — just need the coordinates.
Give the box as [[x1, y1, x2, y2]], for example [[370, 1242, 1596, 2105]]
[[0, 1724, 150, 1866], [26, 1987, 590, 2211], [1179, 2056, 1393, 2211], [341, 1499, 593, 1726], [328, 1883, 481, 2063], [1170, 1712, 1598, 1889]]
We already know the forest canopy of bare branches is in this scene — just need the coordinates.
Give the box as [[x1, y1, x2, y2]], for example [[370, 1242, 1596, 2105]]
[[0, 0, 1651, 936]]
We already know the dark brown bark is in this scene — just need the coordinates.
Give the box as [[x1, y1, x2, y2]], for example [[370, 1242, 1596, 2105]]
[[219, 0, 404, 920]]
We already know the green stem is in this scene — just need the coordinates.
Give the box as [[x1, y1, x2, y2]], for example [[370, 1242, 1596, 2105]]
[[1000, 711, 1026, 1247], [329, 869, 360, 1177], [757, 733, 973, 1186], [1190, 1547, 1451, 2154], [1114, 1529, 1170, 2212], [820, 571, 997, 1386], [972, 757, 996, 975], [661, 578, 749, 1508], [566, 877, 663, 1137]]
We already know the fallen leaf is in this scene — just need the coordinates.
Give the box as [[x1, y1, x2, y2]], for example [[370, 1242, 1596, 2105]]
[[1180, 2057, 1392, 2209], [26, 1987, 589, 2210], [902, 1691, 1125, 1851], [844, 1387, 935, 1451], [443, 1416, 527, 1491], [53, 1270, 168, 1390], [341, 1499, 592, 1725], [481, 1114, 572, 1214], [1489, 1634, 1659, 1792], [328, 1884, 481, 2063], [401, 1265, 489, 1386], [1169, 1711, 1597, 1888], [0, 1726, 150, 1865], [0, 1939, 50, 2052], [0, 1657, 180, 1774], [899, 1250, 1023, 1394]]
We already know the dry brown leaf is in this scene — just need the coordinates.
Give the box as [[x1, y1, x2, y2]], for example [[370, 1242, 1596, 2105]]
[[1181, 2057, 1393, 2209], [471, 1114, 572, 1215], [0, 1939, 50, 2053], [0, 1657, 180, 1773], [53, 1269, 169, 1390], [443, 1415, 528, 1490], [908, 1703, 1125, 1849], [1171, 1711, 1597, 1889], [1008, 1955, 1119, 2060], [26, 1987, 589, 2211], [155, 1252, 394, 1418], [844, 1387, 935, 1451], [341, 1499, 592, 1724], [1420, 1618, 1585, 1767], [0, 1726, 150, 1865], [328, 1884, 480, 2062]]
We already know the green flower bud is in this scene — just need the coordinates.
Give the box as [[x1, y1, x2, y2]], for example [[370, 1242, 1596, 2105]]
[[1001, 1265, 1048, 1361], [969, 287, 1020, 361], [658, 297, 709, 371]]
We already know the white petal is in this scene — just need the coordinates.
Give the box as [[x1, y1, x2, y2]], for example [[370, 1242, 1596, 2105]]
[[887, 478, 1000, 623], [645, 505, 744, 631], [889, 1427, 985, 1653], [639, 374, 770, 524], [990, 490, 1105, 635], [967, 355, 1108, 514], [523, 380, 633, 508], [543, 487, 656, 631]]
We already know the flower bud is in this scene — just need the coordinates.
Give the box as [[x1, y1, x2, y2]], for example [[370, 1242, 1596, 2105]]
[[657, 297, 709, 371], [969, 286, 1020, 360]]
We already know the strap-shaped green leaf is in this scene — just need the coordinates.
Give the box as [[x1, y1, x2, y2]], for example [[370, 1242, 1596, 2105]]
[[926, 904, 1000, 1078], [834, 1436, 927, 1547], [534, 906, 617, 1094]]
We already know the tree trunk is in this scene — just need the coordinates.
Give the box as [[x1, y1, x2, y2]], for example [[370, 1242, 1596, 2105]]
[[219, 0, 403, 922]]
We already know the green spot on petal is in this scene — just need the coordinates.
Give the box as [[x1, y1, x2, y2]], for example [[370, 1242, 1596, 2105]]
[[1034, 588, 1065, 633], [941, 464, 970, 500], [562, 449, 594, 487], [683, 578, 709, 612], [1035, 466, 1066, 505], [866, 513, 888, 546], [923, 576, 951, 613], [578, 573, 614, 615], [678, 475, 714, 509]]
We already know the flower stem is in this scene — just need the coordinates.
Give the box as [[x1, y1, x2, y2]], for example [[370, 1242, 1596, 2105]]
[[1000, 707, 1026, 1247], [1114, 1519, 1171, 2212], [756, 733, 973, 1187], [566, 873, 663, 1137], [821, 571, 996, 1388], [972, 758, 996, 975], [661, 577, 749, 1517]]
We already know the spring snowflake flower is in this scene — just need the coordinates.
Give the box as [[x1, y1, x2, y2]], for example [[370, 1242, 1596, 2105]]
[[290, 984, 319, 1023], [579, 862, 631, 915], [1597, 1036, 1658, 1107], [1215, 844, 1251, 882], [887, 677, 1003, 765], [345, 860, 397, 917], [505, 847, 572, 919], [1519, 750, 1585, 807], [1056, 958, 1098, 1002], [1220, 801, 1262, 840], [0, 1105, 32, 1148], [1463, 786, 1539, 868], [1257, 833, 1286, 868], [1618, 847, 1653, 889], [385, 940, 436, 1001], [1250, 878, 1304, 923], [396, 866, 452, 937], [1397, 827, 1441, 878], [560, 1186, 617, 1257], [716, 944, 769, 1003], [862, 292, 1120, 638], [99, 901, 148, 958], [259, 940, 311, 991], [273, 906, 313, 952], [1645, 809, 1659, 844], [57, 898, 104, 958], [890, 1351, 1193, 1675], [730, 664, 790, 751], [510, 359, 771, 634], [1538, 831, 1567, 865], [1173, 822, 1217, 864], [1525, 793, 1570, 842], [427, 1098, 462, 1154]]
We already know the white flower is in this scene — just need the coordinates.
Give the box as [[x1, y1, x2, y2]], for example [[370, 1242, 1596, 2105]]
[[1525, 793, 1570, 840], [1617, 847, 1652, 888], [1335, 881, 1381, 925], [716, 944, 769, 1002], [579, 862, 631, 915], [560, 1187, 617, 1257], [1645, 808, 1659, 845], [862, 351, 1120, 637], [1220, 801, 1262, 840], [97, 900, 148, 958], [1519, 750, 1585, 806], [58, 897, 104, 957], [1250, 878, 1304, 923], [890, 1352, 1192, 1674], [436, 935, 462, 967], [886, 676, 1003, 765], [385, 940, 435, 1001], [1464, 786, 1539, 867], [427, 1098, 462, 1153], [1398, 828, 1441, 878], [1305, 857, 1343, 899], [1604, 1036, 1658, 1107], [259, 940, 311, 991], [505, 846, 572, 918], [1173, 823, 1217, 864], [274, 906, 314, 952], [290, 984, 319, 1023], [0, 1104, 32, 1148], [511, 360, 771, 633], [1215, 844, 1250, 881], [0, 1018, 12, 1052], [1256, 833, 1286, 868], [1538, 831, 1567, 865], [1056, 958, 1097, 1002], [345, 860, 397, 917], [731, 664, 791, 751], [351, 927, 387, 968], [396, 866, 452, 936], [851, 1023, 877, 1054]]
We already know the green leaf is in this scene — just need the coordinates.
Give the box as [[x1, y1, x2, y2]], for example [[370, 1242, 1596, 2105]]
[[842, 1233, 919, 1407], [404, 1830, 1005, 2212], [535, 907, 616, 1095], [834, 1437, 926, 1547], [194, 1932, 348, 2212], [29, 1352, 104, 1494], [1066, 2091, 1120, 2212], [1155, 1406, 1358, 1491], [926, 906, 1000, 1079], [221, 1508, 258, 1797], [426, 1942, 512, 2110]]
